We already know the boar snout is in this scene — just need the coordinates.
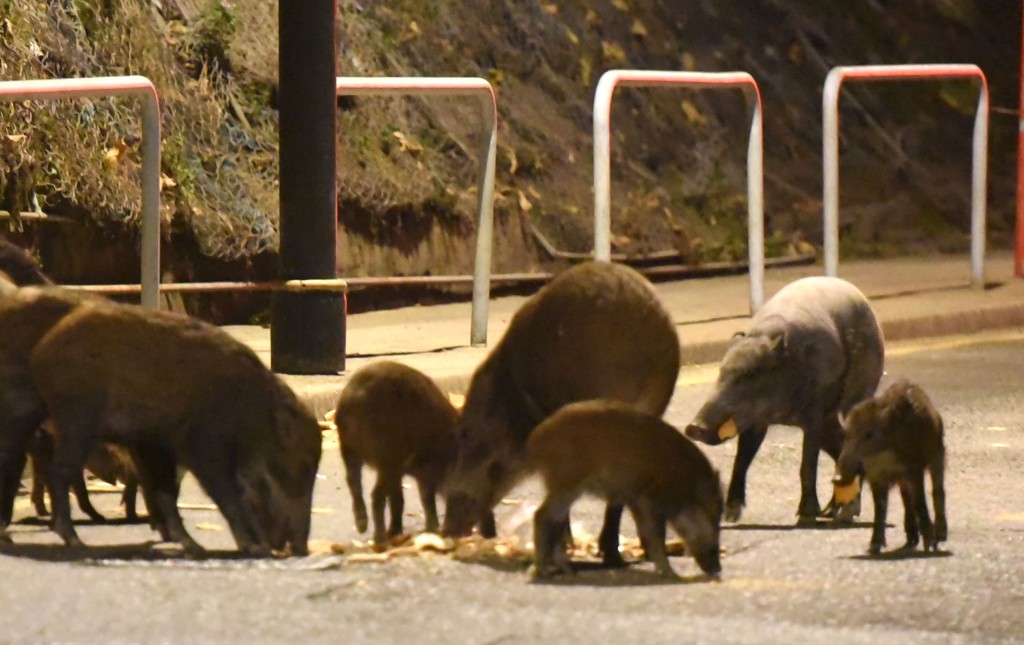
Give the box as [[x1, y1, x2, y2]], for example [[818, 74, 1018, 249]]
[[694, 545, 722, 578], [442, 492, 479, 537], [685, 422, 736, 446]]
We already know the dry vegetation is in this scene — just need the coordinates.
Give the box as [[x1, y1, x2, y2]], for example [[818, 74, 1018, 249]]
[[0, 0, 1018, 320]]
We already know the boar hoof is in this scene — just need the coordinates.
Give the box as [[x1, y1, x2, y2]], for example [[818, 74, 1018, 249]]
[[868, 542, 884, 556], [656, 564, 680, 580], [795, 515, 818, 528], [601, 550, 628, 569], [723, 500, 744, 523], [0, 526, 11, 545]]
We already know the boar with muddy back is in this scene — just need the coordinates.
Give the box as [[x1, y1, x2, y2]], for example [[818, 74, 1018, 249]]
[[833, 379, 947, 555], [335, 361, 458, 548], [685, 276, 884, 526], [0, 286, 107, 543], [529, 400, 723, 580], [443, 261, 680, 566], [29, 304, 322, 557]]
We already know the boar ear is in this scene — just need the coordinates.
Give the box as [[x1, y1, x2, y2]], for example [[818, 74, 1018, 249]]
[[767, 332, 788, 354]]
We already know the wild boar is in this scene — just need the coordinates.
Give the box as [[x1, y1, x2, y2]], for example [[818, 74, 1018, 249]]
[[29, 303, 322, 557], [29, 439, 144, 522], [833, 379, 947, 555], [443, 261, 681, 568], [335, 361, 458, 548], [685, 276, 884, 526], [0, 287, 102, 543], [528, 400, 723, 579]]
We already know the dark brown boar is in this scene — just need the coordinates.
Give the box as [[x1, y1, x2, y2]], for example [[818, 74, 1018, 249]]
[[29, 303, 322, 557], [0, 287, 103, 543], [528, 400, 723, 579], [685, 276, 884, 526], [834, 379, 947, 555], [442, 261, 681, 567], [335, 361, 458, 548]]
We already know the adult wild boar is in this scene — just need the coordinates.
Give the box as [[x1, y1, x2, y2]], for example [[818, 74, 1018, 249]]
[[0, 287, 103, 543], [529, 400, 723, 579], [833, 379, 947, 555], [335, 361, 458, 547], [685, 276, 883, 526], [443, 261, 680, 565], [29, 303, 322, 557]]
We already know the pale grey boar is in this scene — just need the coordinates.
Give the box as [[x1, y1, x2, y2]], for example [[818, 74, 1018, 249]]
[[834, 379, 947, 555], [335, 361, 458, 547], [528, 400, 723, 579], [443, 261, 680, 568], [685, 276, 884, 526]]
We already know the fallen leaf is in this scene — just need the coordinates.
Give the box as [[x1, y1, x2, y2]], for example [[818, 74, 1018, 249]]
[[195, 522, 223, 531], [612, 0, 630, 12], [517, 190, 533, 212], [392, 131, 423, 155], [311, 507, 334, 515], [601, 41, 627, 65], [159, 174, 177, 190], [564, 26, 579, 46], [585, 8, 601, 28], [681, 52, 696, 71], [413, 532, 455, 553], [681, 99, 708, 126], [543, 3, 558, 15], [5, 134, 25, 143], [178, 502, 218, 511], [347, 552, 391, 563], [631, 18, 648, 38]]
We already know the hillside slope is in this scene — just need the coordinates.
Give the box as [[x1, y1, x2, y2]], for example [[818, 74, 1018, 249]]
[[0, 0, 1018, 319]]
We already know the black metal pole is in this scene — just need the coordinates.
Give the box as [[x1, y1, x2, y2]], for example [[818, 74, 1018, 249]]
[[272, 0, 346, 374]]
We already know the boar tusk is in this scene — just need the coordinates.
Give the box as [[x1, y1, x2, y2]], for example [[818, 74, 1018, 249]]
[[832, 476, 860, 505], [717, 418, 739, 441]]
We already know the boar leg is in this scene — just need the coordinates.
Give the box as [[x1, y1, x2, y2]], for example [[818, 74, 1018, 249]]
[[340, 446, 368, 533], [597, 503, 627, 568], [417, 475, 440, 534], [134, 446, 205, 557], [796, 416, 825, 526], [930, 459, 947, 545], [370, 469, 403, 548], [2, 448, 30, 524], [868, 480, 889, 555], [907, 471, 936, 551], [533, 492, 575, 578], [122, 478, 140, 523], [28, 438, 50, 516], [46, 439, 94, 549], [631, 500, 674, 578], [479, 509, 497, 538], [897, 479, 920, 550], [71, 473, 105, 523], [725, 424, 768, 522]]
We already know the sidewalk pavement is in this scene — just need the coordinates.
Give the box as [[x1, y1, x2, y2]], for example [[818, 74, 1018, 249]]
[[223, 251, 1024, 418]]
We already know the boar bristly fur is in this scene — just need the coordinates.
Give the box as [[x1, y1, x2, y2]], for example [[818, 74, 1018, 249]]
[[835, 379, 947, 555], [335, 361, 458, 548]]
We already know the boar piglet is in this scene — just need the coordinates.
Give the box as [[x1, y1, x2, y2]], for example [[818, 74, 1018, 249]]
[[335, 361, 458, 548], [443, 261, 680, 569], [29, 304, 322, 557], [528, 400, 723, 579], [685, 276, 884, 526], [29, 439, 147, 523], [0, 287, 103, 543], [834, 379, 947, 555]]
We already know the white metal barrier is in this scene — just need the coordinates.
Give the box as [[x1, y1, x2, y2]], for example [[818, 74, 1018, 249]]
[[823, 64, 989, 287], [0, 76, 161, 308], [335, 77, 498, 346], [593, 70, 765, 312]]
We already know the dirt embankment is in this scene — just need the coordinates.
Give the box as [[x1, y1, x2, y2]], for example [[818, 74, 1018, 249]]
[[0, 0, 1019, 321]]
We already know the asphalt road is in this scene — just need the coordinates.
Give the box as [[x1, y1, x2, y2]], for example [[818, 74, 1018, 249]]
[[2, 329, 1024, 644]]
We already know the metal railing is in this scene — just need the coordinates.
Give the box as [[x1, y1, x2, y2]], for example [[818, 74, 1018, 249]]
[[823, 64, 989, 288], [335, 76, 498, 346], [593, 70, 765, 312], [0, 76, 162, 308]]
